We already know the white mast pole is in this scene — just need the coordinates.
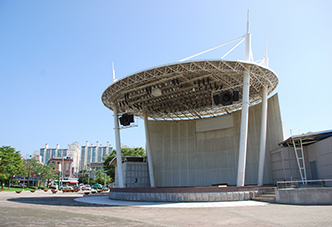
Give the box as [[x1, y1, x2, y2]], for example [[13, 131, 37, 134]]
[[237, 11, 251, 187], [112, 62, 117, 83], [258, 38, 269, 186]]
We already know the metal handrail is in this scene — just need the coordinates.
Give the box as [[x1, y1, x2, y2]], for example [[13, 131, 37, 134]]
[[277, 179, 332, 189]]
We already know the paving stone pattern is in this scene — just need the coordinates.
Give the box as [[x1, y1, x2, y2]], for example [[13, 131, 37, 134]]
[[1, 191, 332, 226]]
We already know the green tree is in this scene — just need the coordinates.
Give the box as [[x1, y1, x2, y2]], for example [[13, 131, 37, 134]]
[[93, 169, 109, 185], [103, 147, 145, 181], [94, 169, 104, 179], [35, 162, 57, 187], [23, 158, 39, 187], [78, 169, 89, 184], [0, 146, 24, 189]]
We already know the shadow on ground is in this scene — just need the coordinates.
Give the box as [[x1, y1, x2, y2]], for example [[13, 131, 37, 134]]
[[7, 196, 111, 207]]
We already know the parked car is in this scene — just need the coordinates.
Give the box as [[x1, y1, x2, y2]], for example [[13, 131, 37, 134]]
[[92, 184, 103, 190], [60, 186, 73, 190], [49, 184, 57, 189], [74, 185, 80, 190], [102, 186, 108, 190], [84, 185, 91, 190]]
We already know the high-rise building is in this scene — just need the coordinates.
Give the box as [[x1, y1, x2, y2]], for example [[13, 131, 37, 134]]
[[39, 141, 113, 173], [40, 144, 66, 164], [39, 142, 81, 174], [80, 141, 113, 170], [31, 150, 42, 163], [67, 142, 81, 175]]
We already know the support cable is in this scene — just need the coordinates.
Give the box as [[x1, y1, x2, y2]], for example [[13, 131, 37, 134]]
[[179, 35, 245, 62], [221, 38, 245, 59]]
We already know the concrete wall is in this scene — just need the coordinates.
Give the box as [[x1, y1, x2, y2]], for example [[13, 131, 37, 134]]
[[115, 162, 150, 188], [148, 94, 283, 187], [276, 188, 332, 205], [270, 137, 332, 185], [306, 136, 332, 180], [270, 147, 310, 184]]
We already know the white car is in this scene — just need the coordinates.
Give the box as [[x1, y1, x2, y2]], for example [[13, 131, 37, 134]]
[[60, 186, 73, 190], [84, 185, 91, 190]]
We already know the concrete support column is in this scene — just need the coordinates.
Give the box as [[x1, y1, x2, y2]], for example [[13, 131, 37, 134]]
[[144, 113, 155, 187], [258, 87, 268, 186], [237, 70, 250, 186], [113, 105, 124, 188]]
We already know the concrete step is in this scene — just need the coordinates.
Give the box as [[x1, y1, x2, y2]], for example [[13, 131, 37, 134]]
[[253, 194, 276, 203]]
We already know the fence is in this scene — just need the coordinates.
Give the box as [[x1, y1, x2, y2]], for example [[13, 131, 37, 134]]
[[277, 179, 332, 189]]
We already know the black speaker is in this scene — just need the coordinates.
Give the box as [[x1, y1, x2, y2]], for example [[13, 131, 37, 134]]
[[219, 91, 233, 106], [233, 91, 239, 101], [119, 114, 134, 126], [213, 95, 220, 105]]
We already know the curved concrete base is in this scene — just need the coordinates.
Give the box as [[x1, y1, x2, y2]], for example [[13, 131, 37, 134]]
[[109, 186, 260, 202]]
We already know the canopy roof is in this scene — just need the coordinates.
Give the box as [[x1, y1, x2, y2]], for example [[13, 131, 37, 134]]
[[279, 129, 332, 147], [102, 60, 278, 120], [109, 156, 147, 167]]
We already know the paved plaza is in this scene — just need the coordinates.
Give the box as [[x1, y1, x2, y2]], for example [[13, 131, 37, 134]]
[[0, 190, 332, 226]]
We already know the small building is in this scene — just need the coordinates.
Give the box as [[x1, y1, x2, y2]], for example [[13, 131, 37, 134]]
[[87, 162, 104, 171], [40, 142, 81, 175], [110, 156, 150, 188], [270, 129, 332, 186], [50, 156, 74, 178], [87, 161, 104, 180]]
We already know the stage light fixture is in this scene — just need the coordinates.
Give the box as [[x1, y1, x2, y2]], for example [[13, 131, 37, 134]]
[[119, 114, 134, 126]]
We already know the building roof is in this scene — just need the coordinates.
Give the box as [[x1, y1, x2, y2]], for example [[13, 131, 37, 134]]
[[279, 129, 332, 147], [102, 60, 278, 120], [49, 157, 73, 161], [109, 156, 147, 167], [87, 162, 104, 168]]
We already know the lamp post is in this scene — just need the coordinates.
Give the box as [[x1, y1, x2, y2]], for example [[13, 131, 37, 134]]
[[88, 168, 90, 185], [62, 151, 64, 182], [58, 163, 62, 188], [102, 171, 107, 187]]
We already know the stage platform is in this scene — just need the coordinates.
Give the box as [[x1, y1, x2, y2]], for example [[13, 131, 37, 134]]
[[109, 186, 274, 202]]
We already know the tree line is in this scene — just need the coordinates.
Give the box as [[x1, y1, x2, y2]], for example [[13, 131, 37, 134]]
[[0, 146, 146, 189], [0, 146, 57, 189]]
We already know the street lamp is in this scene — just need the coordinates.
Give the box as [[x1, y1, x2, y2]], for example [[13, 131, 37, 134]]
[[102, 171, 107, 187], [58, 163, 62, 189], [88, 168, 91, 185]]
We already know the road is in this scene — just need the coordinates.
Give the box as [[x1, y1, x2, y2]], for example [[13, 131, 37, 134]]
[[0, 190, 332, 226]]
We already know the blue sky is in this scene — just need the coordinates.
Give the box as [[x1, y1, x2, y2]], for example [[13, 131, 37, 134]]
[[1, 0, 331, 158]]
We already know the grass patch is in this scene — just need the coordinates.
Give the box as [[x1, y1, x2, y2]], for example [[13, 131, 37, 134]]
[[1, 187, 25, 192], [1, 187, 53, 192]]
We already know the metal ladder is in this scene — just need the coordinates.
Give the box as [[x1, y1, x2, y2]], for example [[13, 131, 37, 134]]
[[290, 129, 307, 185]]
